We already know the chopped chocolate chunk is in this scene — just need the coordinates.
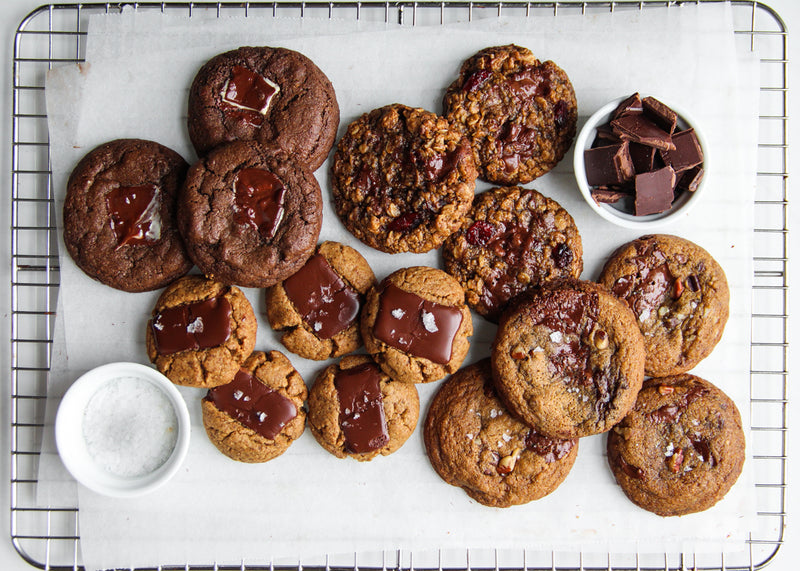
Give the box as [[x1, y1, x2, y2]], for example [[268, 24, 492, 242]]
[[660, 128, 704, 173], [634, 166, 675, 216], [592, 123, 622, 148], [677, 165, 704, 192], [628, 142, 657, 174], [611, 114, 675, 151], [642, 96, 678, 134], [611, 92, 643, 120], [591, 187, 630, 204], [584, 141, 635, 186]]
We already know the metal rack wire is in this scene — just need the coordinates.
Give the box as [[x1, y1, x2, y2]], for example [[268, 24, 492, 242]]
[[10, 2, 788, 570]]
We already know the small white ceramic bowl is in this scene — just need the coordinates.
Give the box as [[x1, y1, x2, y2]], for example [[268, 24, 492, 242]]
[[573, 95, 708, 229], [55, 362, 190, 498]]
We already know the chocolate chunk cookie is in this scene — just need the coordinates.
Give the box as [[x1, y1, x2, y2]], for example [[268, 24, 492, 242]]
[[331, 104, 478, 253], [146, 275, 257, 388], [307, 355, 420, 461], [188, 46, 339, 170], [265, 241, 377, 360], [444, 45, 577, 185], [202, 350, 307, 463], [63, 139, 192, 292], [361, 266, 473, 384], [607, 374, 745, 516], [178, 141, 322, 288], [424, 359, 578, 507], [491, 280, 645, 439], [598, 234, 730, 377], [443, 186, 583, 322]]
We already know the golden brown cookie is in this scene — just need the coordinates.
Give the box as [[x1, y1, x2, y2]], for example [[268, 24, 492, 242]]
[[307, 355, 420, 461], [424, 359, 578, 507], [361, 266, 473, 384], [607, 374, 745, 516], [598, 234, 729, 376], [202, 350, 307, 463], [146, 275, 257, 388], [265, 241, 377, 360]]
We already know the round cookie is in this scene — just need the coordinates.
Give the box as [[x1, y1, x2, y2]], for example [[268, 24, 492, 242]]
[[265, 241, 377, 360], [598, 234, 730, 377], [63, 139, 192, 292], [331, 104, 478, 253], [607, 374, 745, 516], [146, 274, 257, 388], [178, 141, 322, 288], [442, 186, 583, 322], [361, 266, 473, 384], [187, 46, 339, 170], [202, 350, 307, 463], [424, 359, 578, 508], [307, 355, 420, 461], [491, 279, 645, 439], [443, 44, 578, 185]]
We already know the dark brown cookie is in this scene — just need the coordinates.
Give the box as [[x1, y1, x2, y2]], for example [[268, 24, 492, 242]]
[[178, 141, 322, 288], [607, 374, 745, 516], [443, 186, 583, 321], [361, 266, 473, 384], [491, 280, 645, 439], [187, 46, 339, 170], [598, 234, 730, 377], [146, 275, 257, 388], [444, 45, 578, 185], [307, 355, 420, 461], [63, 139, 192, 292], [265, 241, 377, 360], [331, 104, 477, 253], [424, 359, 578, 508], [202, 350, 307, 463]]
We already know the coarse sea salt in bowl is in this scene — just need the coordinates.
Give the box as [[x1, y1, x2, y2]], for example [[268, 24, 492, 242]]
[[55, 362, 190, 498]]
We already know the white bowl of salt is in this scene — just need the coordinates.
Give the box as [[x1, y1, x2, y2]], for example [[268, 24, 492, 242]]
[[55, 362, 190, 497]]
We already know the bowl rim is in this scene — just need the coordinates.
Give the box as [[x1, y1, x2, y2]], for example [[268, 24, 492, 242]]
[[54, 362, 191, 498], [573, 94, 708, 229]]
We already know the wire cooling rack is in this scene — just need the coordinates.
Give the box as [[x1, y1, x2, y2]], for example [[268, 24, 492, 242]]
[[10, 1, 789, 570]]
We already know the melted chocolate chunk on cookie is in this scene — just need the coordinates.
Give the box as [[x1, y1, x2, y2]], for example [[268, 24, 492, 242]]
[[106, 184, 161, 247], [505, 69, 551, 98], [416, 141, 470, 184], [151, 295, 232, 355], [205, 368, 297, 440], [283, 254, 361, 339], [233, 168, 286, 239], [374, 284, 463, 364], [497, 122, 538, 173], [525, 429, 575, 463], [221, 65, 280, 126], [649, 384, 710, 423], [334, 363, 389, 454]]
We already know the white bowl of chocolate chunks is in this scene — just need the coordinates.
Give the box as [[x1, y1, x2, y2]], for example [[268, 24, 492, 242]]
[[573, 93, 707, 229]]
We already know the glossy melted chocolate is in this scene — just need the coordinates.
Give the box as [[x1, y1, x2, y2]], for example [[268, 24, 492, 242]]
[[151, 295, 232, 355], [221, 65, 279, 126], [525, 429, 575, 463], [106, 184, 161, 247], [334, 363, 389, 454], [233, 168, 285, 240]]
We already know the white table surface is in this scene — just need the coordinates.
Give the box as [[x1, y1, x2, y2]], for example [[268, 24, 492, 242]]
[[0, 1, 796, 570]]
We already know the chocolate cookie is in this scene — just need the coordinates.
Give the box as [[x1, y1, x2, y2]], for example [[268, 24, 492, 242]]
[[307, 355, 420, 461], [265, 241, 377, 360], [178, 141, 322, 288], [146, 275, 257, 388], [424, 359, 578, 507], [202, 350, 307, 463], [491, 280, 645, 439], [442, 186, 583, 321], [607, 374, 745, 516], [188, 46, 339, 170], [331, 104, 477, 253], [444, 45, 578, 185], [361, 266, 473, 384], [63, 139, 192, 292], [598, 234, 730, 377]]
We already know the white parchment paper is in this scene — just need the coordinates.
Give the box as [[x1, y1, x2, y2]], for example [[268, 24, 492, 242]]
[[39, 4, 761, 570]]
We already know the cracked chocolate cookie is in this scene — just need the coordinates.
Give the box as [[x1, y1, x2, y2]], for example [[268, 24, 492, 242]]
[[361, 266, 473, 384], [331, 104, 478, 253], [178, 141, 322, 288], [188, 46, 339, 170], [598, 234, 730, 377], [491, 279, 645, 439], [442, 186, 583, 322], [444, 45, 577, 185], [424, 359, 578, 507], [202, 350, 307, 463], [307, 355, 420, 461], [265, 241, 377, 360], [146, 275, 257, 388], [607, 374, 745, 516], [63, 139, 192, 292]]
